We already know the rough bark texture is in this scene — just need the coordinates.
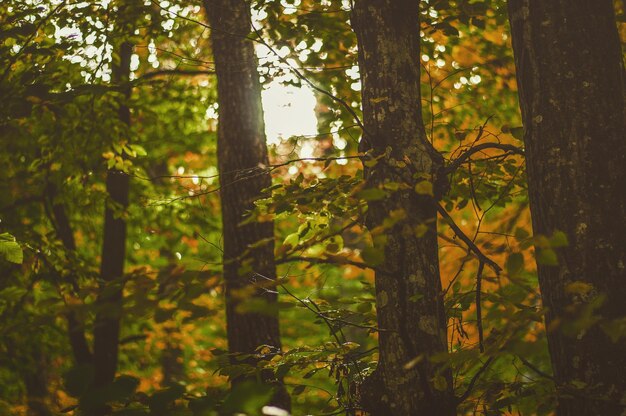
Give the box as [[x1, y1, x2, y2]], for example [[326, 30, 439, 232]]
[[508, 1, 626, 414], [203, 0, 289, 409], [93, 40, 132, 390], [351, 1, 455, 414]]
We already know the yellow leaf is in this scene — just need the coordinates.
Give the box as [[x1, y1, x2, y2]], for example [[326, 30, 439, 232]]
[[414, 181, 433, 196], [414, 224, 429, 237], [403, 355, 423, 370], [565, 281, 594, 296], [378, 290, 389, 308]]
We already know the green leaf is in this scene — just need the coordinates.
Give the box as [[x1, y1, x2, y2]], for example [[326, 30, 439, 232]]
[[356, 188, 386, 201], [510, 127, 524, 141], [364, 158, 378, 168], [537, 248, 558, 266], [409, 293, 424, 302], [0, 286, 27, 300], [549, 230, 569, 248], [564, 281, 594, 296], [0, 233, 23, 264], [383, 181, 401, 191], [506, 252, 524, 277], [378, 290, 389, 308], [414, 181, 434, 196], [361, 246, 384, 266], [282, 232, 299, 249], [414, 223, 429, 238], [357, 302, 372, 313], [130, 144, 147, 156], [514, 227, 530, 241]]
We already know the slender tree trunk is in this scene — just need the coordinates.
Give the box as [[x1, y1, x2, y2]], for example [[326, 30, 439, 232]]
[[45, 183, 92, 366], [161, 327, 185, 387], [351, 1, 455, 414], [203, 0, 289, 410], [159, 251, 185, 387], [19, 186, 92, 415], [508, 1, 626, 414], [23, 346, 51, 416], [93, 40, 132, 391]]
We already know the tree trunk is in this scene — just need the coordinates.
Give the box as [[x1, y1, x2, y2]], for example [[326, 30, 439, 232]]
[[351, 1, 455, 414], [161, 327, 185, 387], [23, 346, 51, 416], [508, 1, 626, 414], [93, 40, 133, 391], [203, 0, 289, 410], [159, 252, 185, 387], [45, 183, 92, 366]]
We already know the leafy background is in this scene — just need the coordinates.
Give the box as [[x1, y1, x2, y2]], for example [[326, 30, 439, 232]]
[[1, 0, 623, 414]]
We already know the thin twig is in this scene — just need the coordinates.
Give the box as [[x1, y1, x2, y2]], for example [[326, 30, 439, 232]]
[[517, 356, 554, 380], [137, 68, 215, 80], [456, 356, 495, 404], [475, 261, 485, 353], [276, 255, 369, 269], [444, 143, 524, 175], [436, 203, 501, 275]]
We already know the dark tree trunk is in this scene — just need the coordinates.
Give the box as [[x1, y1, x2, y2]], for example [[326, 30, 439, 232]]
[[45, 183, 92, 366], [161, 327, 185, 387], [508, 1, 626, 414], [351, 1, 455, 414], [21, 186, 93, 415], [203, 0, 289, 410], [93, 40, 133, 391], [23, 346, 51, 416], [159, 252, 185, 387]]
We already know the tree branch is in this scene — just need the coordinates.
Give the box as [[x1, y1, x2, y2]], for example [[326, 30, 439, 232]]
[[475, 261, 485, 353], [276, 255, 369, 269], [456, 356, 495, 404], [444, 143, 524, 175], [436, 203, 501, 275], [44, 183, 93, 365], [137, 68, 215, 81], [518, 356, 554, 380]]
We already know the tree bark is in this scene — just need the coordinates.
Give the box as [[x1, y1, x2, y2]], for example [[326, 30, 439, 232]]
[[93, 40, 132, 391], [351, 1, 455, 414], [508, 1, 626, 414], [203, 0, 289, 410]]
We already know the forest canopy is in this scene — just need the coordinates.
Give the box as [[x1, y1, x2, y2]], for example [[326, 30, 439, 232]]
[[0, 1, 624, 415]]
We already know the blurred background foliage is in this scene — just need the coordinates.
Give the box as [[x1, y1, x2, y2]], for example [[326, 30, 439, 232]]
[[2, 0, 621, 414]]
